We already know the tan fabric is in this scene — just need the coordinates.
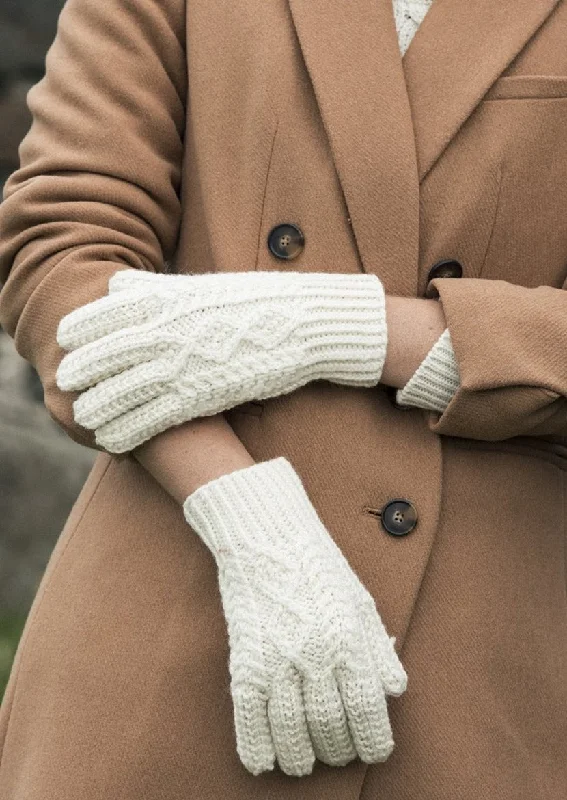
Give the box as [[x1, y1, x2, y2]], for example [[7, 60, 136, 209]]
[[1, 0, 567, 797]]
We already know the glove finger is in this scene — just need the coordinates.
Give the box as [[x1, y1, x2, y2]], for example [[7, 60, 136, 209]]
[[267, 666, 315, 776], [232, 682, 276, 776], [336, 666, 395, 764], [57, 290, 165, 351], [56, 325, 175, 391], [303, 670, 357, 767], [371, 633, 407, 698], [72, 359, 175, 430], [95, 392, 186, 453], [361, 607, 408, 697]]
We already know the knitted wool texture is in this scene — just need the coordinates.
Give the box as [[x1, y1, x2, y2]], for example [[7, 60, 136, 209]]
[[55, 5, 461, 447], [393, 0, 435, 57], [52, 0, 451, 779], [56, 268, 388, 453], [182, 456, 408, 777], [396, 327, 460, 410]]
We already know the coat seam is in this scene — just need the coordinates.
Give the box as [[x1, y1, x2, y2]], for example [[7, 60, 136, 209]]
[[357, 434, 446, 800], [254, 115, 280, 271], [477, 160, 504, 279]]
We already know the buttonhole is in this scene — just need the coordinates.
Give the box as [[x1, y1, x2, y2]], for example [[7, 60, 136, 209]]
[[362, 506, 382, 517]]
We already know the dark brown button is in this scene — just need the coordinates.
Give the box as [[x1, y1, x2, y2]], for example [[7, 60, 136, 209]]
[[427, 258, 463, 281], [380, 499, 418, 537], [425, 259, 463, 298], [267, 223, 305, 260], [384, 384, 413, 411]]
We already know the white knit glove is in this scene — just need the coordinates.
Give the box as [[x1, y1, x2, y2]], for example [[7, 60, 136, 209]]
[[55, 268, 387, 453], [183, 456, 407, 777]]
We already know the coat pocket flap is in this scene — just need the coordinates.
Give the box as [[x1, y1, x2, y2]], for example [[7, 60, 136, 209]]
[[485, 74, 567, 101]]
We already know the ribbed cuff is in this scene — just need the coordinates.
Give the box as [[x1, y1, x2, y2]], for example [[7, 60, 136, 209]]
[[294, 272, 388, 387], [109, 269, 388, 389], [182, 457, 312, 555], [395, 327, 460, 413]]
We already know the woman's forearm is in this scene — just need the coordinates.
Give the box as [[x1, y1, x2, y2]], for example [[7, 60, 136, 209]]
[[60, 285, 446, 487], [132, 296, 446, 503], [133, 294, 447, 503], [132, 414, 255, 504], [381, 295, 447, 388]]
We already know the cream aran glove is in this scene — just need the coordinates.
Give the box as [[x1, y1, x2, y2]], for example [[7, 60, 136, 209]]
[[56, 268, 387, 453], [182, 456, 407, 777]]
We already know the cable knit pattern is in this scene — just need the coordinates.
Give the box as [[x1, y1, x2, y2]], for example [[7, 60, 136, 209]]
[[56, 268, 388, 453], [395, 327, 460, 411], [54, 0, 460, 447], [183, 457, 407, 777]]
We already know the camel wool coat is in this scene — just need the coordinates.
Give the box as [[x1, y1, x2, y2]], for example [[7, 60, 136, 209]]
[[0, 0, 567, 797]]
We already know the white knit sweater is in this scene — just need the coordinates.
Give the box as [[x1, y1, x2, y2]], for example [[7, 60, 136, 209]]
[[393, 0, 434, 57]]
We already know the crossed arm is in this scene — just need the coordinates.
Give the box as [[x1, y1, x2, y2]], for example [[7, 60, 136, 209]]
[[2, 0, 566, 775], [134, 294, 447, 502]]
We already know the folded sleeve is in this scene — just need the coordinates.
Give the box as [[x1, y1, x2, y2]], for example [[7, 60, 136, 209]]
[[421, 276, 567, 440], [0, 0, 186, 449], [395, 327, 460, 413]]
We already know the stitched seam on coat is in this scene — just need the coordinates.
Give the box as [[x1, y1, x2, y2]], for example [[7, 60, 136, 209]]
[[0, 456, 115, 779], [477, 160, 504, 279], [484, 95, 567, 102], [254, 115, 280, 271], [357, 437, 446, 800]]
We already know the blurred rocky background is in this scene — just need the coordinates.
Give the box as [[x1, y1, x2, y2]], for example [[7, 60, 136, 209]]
[[0, 0, 96, 697]]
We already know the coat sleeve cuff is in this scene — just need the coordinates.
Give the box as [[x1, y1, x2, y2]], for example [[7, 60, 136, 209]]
[[395, 328, 460, 412], [420, 276, 567, 440]]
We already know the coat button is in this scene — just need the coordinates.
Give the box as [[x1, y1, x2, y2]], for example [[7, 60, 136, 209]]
[[380, 499, 418, 536], [267, 223, 305, 260], [425, 259, 463, 298]]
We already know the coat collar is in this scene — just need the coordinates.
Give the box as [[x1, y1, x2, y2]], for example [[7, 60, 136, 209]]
[[287, 0, 562, 292]]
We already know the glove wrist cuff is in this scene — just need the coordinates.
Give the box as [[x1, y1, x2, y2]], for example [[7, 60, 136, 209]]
[[294, 273, 388, 386], [182, 456, 315, 555]]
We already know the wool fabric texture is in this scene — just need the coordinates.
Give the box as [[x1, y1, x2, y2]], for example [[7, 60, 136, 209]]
[[182, 456, 407, 777], [56, 268, 388, 453], [52, 0, 458, 444], [391, 0, 461, 409], [1, 0, 567, 796]]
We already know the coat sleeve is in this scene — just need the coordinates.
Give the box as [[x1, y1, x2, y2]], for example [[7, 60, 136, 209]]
[[422, 275, 567, 441], [0, 0, 186, 450]]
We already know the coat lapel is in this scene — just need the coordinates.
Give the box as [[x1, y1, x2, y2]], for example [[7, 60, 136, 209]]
[[403, 0, 563, 182], [287, 0, 420, 294], [287, 0, 562, 290]]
